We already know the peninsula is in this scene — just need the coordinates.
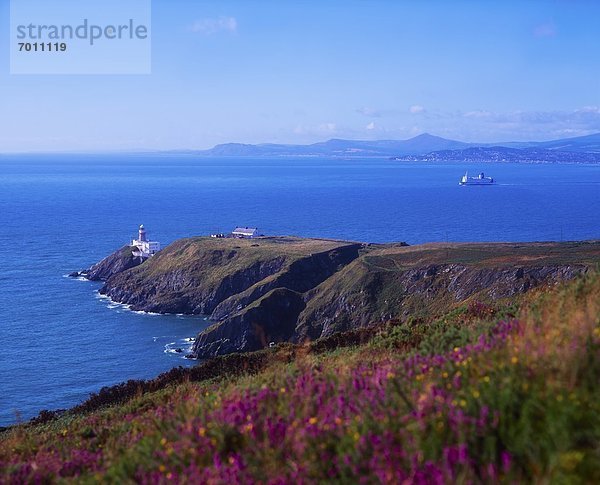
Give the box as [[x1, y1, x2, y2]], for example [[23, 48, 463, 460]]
[[73, 234, 600, 359]]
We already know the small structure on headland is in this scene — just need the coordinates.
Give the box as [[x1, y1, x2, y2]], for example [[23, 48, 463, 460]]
[[131, 225, 160, 258], [231, 227, 260, 239]]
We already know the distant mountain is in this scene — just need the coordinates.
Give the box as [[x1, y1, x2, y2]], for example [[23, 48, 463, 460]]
[[395, 146, 600, 164], [533, 133, 600, 153], [193, 132, 600, 160], [198, 133, 470, 158], [500, 133, 600, 153], [306, 134, 471, 156]]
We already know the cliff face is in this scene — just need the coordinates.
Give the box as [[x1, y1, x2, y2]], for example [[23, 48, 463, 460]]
[[294, 261, 587, 341], [97, 236, 362, 315], [209, 246, 363, 321], [193, 288, 306, 357], [192, 241, 598, 358], [79, 237, 600, 359]]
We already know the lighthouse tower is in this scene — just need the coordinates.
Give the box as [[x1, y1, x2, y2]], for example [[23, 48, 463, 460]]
[[138, 224, 147, 242], [131, 224, 161, 258]]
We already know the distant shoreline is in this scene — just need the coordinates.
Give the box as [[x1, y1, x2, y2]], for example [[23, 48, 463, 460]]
[[2, 131, 600, 161], [1, 152, 599, 164]]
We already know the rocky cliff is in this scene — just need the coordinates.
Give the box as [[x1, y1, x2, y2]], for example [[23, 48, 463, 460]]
[[76, 237, 600, 359], [192, 241, 598, 357], [70, 246, 142, 282], [96, 236, 362, 315], [193, 288, 307, 357], [294, 257, 588, 341]]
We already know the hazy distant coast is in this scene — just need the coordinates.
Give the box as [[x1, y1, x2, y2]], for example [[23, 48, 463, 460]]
[[176, 132, 600, 162]]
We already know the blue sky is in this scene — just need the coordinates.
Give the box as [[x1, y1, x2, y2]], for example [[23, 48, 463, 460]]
[[1, 0, 599, 152]]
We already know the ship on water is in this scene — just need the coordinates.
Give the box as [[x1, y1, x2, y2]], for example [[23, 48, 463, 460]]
[[459, 171, 495, 186]]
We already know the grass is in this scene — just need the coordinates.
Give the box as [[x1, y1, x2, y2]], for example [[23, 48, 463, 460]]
[[1, 271, 599, 483], [124, 238, 600, 286], [371, 240, 600, 268], [144, 236, 357, 277]]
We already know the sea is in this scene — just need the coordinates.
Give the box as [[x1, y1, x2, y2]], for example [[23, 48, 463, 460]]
[[1, 154, 599, 426]]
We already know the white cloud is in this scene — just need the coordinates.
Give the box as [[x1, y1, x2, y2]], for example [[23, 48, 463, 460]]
[[319, 122, 337, 132], [456, 107, 600, 140], [293, 122, 338, 136], [191, 17, 237, 35], [463, 110, 494, 119], [356, 106, 413, 118], [463, 107, 600, 127], [356, 107, 382, 117], [409, 105, 425, 114], [579, 106, 600, 114], [294, 106, 600, 144]]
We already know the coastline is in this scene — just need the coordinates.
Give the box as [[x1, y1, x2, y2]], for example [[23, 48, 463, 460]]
[[73, 237, 599, 361]]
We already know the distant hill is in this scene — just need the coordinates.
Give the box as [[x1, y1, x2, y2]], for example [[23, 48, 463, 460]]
[[306, 133, 471, 156], [197, 133, 470, 158], [394, 145, 600, 163], [506, 133, 600, 153], [193, 132, 600, 159]]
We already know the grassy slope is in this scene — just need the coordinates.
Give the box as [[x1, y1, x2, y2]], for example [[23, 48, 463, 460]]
[[141, 236, 354, 280], [1, 271, 599, 483], [296, 241, 600, 338], [150, 239, 600, 280], [370, 240, 600, 268]]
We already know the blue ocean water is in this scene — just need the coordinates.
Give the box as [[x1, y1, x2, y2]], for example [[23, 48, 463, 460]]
[[0, 155, 599, 426]]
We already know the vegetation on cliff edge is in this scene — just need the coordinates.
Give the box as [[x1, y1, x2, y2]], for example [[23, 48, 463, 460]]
[[1, 271, 599, 483]]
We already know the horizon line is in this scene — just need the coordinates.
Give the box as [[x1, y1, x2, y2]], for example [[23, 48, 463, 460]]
[[1, 131, 599, 156]]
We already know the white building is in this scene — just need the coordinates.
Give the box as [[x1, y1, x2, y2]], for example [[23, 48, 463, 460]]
[[131, 225, 161, 258], [231, 227, 260, 239]]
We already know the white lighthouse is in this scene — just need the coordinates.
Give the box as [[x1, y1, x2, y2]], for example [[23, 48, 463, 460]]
[[138, 225, 147, 242], [131, 224, 160, 258]]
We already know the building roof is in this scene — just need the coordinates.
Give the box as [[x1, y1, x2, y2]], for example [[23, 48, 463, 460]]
[[232, 227, 259, 235]]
